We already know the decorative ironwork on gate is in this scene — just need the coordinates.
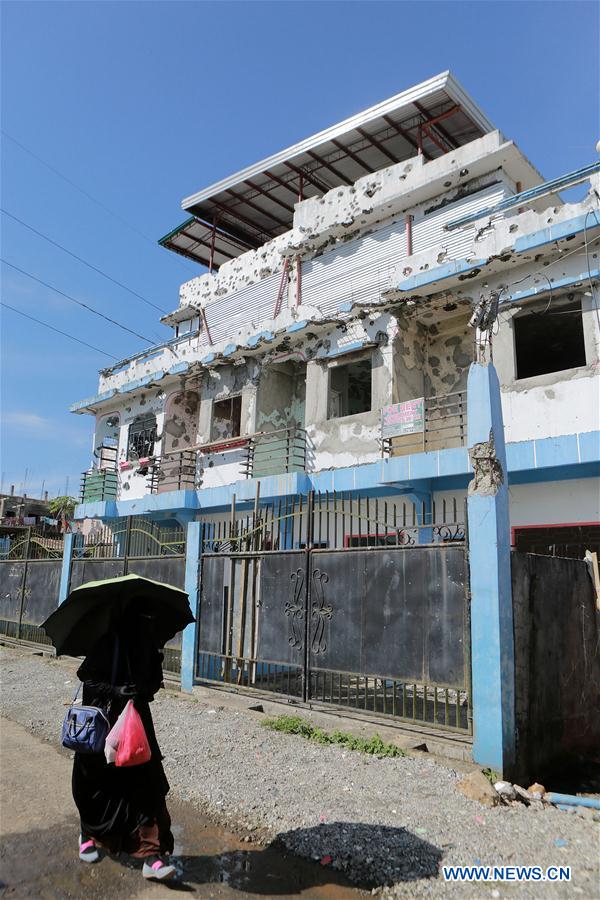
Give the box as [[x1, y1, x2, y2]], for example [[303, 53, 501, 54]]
[[195, 490, 471, 734]]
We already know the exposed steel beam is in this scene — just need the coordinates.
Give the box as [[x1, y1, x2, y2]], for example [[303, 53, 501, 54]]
[[243, 179, 296, 214], [283, 160, 330, 195], [224, 188, 289, 229], [207, 200, 277, 242], [306, 149, 354, 185], [421, 122, 448, 154], [330, 138, 374, 174], [413, 101, 460, 151], [264, 168, 303, 198], [356, 127, 401, 165], [382, 113, 431, 161]]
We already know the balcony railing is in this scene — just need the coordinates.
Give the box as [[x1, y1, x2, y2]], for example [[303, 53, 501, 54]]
[[241, 426, 307, 479], [380, 391, 467, 458], [80, 468, 119, 503], [148, 451, 197, 494], [80, 444, 119, 504], [149, 426, 308, 493]]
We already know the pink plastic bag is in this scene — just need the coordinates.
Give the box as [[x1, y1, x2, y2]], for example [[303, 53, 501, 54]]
[[115, 700, 151, 767], [104, 703, 128, 764]]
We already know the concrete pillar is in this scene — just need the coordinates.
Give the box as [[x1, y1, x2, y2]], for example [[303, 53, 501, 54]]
[[58, 533, 75, 605], [181, 520, 201, 692], [305, 361, 328, 424], [466, 362, 515, 775]]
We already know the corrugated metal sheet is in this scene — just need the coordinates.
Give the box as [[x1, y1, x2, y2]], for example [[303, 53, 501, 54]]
[[412, 182, 508, 259], [301, 182, 509, 315], [302, 219, 408, 314], [201, 272, 283, 345]]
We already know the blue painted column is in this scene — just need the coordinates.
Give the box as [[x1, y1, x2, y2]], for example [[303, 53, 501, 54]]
[[181, 520, 201, 692], [466, 362, 515, 776], [58, 533, 75, 605]]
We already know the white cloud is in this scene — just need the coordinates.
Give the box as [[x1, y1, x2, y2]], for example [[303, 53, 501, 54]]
[[2, 411, 52, 432]]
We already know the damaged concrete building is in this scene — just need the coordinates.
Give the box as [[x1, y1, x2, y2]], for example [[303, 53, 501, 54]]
[[66, 72, 600, 775]]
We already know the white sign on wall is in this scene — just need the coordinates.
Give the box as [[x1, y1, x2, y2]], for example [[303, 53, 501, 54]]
[[381, 398, 425, 438]]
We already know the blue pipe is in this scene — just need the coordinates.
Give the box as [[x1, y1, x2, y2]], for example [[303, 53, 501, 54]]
[[545, 792, 600, 810], [445, 160, 600, 231]]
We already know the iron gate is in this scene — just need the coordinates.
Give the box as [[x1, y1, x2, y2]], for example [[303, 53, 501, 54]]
[[195, 492, 471, 733], [0, 527, 65, 646]]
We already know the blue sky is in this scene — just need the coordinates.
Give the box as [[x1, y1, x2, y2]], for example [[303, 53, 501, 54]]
[[1, 0, 598, 499]]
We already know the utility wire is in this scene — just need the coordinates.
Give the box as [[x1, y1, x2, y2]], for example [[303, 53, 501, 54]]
[[1, 258, 155, 343], [1, 129, 198, 274], [1, 207, 167, 313], [0, 302, 118, 359]]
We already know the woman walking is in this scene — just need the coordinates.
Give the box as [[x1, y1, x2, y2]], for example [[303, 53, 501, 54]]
[[72, 611, 176, 881]]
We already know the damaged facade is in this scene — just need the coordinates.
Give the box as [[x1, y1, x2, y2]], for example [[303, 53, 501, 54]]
[[65, 73, 600, 771], [72, 74, 599, 558]]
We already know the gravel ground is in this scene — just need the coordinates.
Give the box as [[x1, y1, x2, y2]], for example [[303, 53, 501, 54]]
[[1, 646, 598, 897]]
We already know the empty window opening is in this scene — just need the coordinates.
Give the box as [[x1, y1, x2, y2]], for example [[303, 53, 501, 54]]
[[212, 395, 242, 440], [328, 357, 372, 419], [514, 299, 586, 380], [127, 413, 157, 459]]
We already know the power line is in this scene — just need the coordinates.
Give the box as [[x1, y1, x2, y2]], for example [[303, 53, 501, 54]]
[[1, 302, 118, 359], [1, 207, 167, 313], [1, 258, 155, 343], [1, 129, 198, 274]]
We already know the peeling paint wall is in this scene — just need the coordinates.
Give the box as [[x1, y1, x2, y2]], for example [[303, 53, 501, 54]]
[[256, 362, 306, 432], [423, 310, 472, 397], [116, 388, 167, 501], [195, 362, 259, 490]]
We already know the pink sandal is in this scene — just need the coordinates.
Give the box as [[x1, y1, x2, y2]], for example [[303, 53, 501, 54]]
[[79, 834, 100, 863]]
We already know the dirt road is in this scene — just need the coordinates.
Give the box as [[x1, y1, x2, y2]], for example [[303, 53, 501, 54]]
[[0, 717, 359, 899]]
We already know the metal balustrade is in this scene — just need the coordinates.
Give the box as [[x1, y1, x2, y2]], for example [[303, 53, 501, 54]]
[[381, 390, 467, 457], [242, 426, 307, 479]]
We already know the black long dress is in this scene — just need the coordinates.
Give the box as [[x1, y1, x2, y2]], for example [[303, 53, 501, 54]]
[[71, 618, 174, 856]]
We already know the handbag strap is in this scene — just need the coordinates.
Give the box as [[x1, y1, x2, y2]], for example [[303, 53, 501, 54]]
[[72, 633, 121, 703]]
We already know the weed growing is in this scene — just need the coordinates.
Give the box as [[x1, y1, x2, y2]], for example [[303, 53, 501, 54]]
[[261, 714, 406, 758]]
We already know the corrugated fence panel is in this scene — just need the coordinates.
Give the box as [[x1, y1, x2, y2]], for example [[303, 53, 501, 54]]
[[203, 272, 282, 345], [412, 182, 509, 259], [301, 219, 407, 315]]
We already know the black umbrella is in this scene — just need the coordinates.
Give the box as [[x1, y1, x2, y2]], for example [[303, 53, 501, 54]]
[[42, 573, 194, 656]]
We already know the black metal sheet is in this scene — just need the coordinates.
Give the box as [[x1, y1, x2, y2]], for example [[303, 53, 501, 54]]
[[363, 549, 427, 681], [0, 562, 26, 622], [309, 546, 466, 687], [22, 561, 62, 625], [309, 553, 364, 672], [126, 557, 186, 590], [69, 559, 125, 591], [125, 558, 187, 650], [426, 548, 465, 686], [199, 555, 226, 654], [258, 552, 306, 665]]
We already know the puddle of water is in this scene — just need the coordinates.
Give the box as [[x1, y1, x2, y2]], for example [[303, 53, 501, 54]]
[[167, 797, 361, 897]]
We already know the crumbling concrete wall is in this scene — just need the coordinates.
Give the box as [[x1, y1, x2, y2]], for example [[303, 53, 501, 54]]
[[256, 362, 306, 432], [179, 231, 290, 308], [423, 311, 472, 397], [290, 132, 522, 260], [195, 362, 259, 489], [115, 388, 167, 501], [511, 551, 600, 782]]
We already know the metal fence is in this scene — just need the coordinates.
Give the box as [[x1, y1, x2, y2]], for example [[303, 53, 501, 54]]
[[70, 517, 187, 674], [195, 491, 471, 734], [0, 525, 66, 645]]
